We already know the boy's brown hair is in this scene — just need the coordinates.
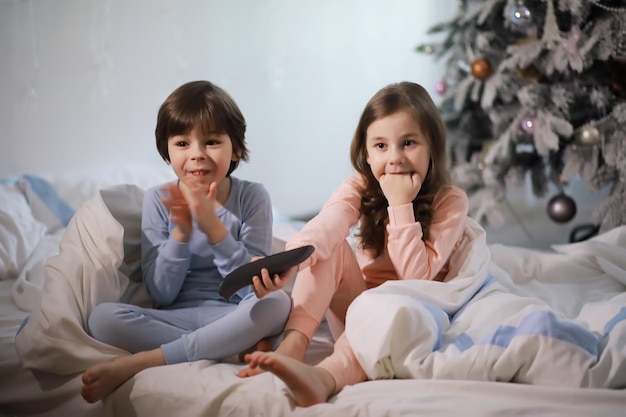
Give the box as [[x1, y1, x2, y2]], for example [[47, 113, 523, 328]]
[[155, 80, 249, 176]]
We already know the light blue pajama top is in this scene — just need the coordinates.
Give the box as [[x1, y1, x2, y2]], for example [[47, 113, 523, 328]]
[[140, 177, 273, 307]]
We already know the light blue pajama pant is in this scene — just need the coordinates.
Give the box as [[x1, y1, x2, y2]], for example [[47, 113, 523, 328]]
[[87, 291, 291, 364]]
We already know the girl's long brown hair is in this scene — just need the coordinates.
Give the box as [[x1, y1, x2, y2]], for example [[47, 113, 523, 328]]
[[350, 82, 450, 257]]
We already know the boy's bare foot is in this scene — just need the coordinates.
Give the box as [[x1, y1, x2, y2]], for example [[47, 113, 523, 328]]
[[244, 351, 335, 407], [81, 349, 165, 403], [237, 330, 309, 378], [253, 338, 273, 355], [230, 338, 274, 363], [81, 355, 135, 403]]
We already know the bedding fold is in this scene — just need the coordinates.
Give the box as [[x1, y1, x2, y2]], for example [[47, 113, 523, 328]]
[[345, 222, 626, 389], [9, 182, 626, 417], [15, 185, 152, 375]]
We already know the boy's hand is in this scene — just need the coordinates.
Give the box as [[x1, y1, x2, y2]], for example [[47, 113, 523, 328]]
[[251, 258, 298, 299], [185, 181, 219, 235], [161, 183, 192, 241], [179, 180, 227, 244]]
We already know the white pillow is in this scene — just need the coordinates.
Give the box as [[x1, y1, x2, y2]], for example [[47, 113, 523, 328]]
[[0, 184, 48, 280], [43, 165, 177, 210], [17, 174, 75, 233]]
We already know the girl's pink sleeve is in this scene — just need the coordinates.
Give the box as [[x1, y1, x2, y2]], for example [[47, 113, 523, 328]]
[[386, 186, 468, 281], [285, 174, 363, 269]]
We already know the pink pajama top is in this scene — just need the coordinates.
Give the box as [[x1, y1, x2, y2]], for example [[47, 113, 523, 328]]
[[286, 173, 469, 287]]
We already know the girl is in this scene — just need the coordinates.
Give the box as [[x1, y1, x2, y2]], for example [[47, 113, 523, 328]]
[[243, 81, 469, 406], [81, 81, 291, 403]]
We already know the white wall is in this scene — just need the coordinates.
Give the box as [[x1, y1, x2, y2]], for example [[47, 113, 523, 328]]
[[0, 0, 455, 218]]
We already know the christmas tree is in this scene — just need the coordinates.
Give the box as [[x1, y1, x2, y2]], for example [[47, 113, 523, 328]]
[[417, 0, 626, 237]]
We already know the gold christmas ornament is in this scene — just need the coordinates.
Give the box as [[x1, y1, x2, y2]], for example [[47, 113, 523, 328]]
[[516, 65, 542, 82], [515, 37, 539, 46], [514, 38, 542, 82], [576, 125, 601, 147], [610, 60, 626, 98], [478, 139, 496, 170], [471, 58, 492, 80]]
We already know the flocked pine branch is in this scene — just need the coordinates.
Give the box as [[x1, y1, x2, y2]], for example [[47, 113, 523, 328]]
[[416, 0, 626, 233]]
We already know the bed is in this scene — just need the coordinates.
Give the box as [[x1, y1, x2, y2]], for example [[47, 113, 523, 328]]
[[1, 166, 625, 417]]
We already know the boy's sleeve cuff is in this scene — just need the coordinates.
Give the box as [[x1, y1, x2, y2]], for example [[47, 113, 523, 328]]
[[211, 234, 240, 259], [168, 238, 191, 259]]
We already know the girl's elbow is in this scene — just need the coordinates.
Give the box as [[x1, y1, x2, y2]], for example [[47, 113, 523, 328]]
[[399, 267, 433, 281]]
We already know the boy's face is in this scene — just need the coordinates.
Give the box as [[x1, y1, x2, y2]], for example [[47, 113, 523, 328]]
[[167, 126, 238, 190]]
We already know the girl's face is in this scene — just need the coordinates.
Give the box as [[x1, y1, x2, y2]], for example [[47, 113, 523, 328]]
[[167, 126, 238, 191], [365, 110, 431, 185]]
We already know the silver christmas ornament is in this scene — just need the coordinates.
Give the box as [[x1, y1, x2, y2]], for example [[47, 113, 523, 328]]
[[508, 2, 533, 28], [576, 125, 601, 147], [547, 193, 577, 223]]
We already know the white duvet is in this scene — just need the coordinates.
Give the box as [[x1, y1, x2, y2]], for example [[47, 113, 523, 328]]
[[14, 184, 152, 375], [10, 184, 626, 417], [346, 219, 626, 388]]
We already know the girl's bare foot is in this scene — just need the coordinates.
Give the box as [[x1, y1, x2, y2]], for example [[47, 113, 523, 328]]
[[237, 330, 309, 378], [244, 351, 335, 407], [81, 349, 165, 403], [237, 363, 265, 378]]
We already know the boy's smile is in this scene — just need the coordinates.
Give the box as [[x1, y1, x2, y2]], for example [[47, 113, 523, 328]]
[[167, 126, 238, 192]]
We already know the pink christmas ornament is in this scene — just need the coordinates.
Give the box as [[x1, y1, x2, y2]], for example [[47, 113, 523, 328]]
[[435, 80, 447, 94], [561, 28, 581, 55], [521, 116, 536, 134]]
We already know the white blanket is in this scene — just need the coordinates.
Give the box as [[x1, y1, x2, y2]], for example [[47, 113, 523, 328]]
[[346, 220, 626, 388], [9, 184, 626, 417], [15, 184, 152, 375]]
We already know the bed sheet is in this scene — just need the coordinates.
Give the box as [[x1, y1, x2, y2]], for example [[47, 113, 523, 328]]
[[0, 276, 332, 417], [0, 280, 103, 417], [3, 285, 626, 417], [2, 179, 626, 416]]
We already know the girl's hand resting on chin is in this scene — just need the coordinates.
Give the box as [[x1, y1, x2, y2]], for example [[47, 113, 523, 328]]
[[379, 172, 422, 207]]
